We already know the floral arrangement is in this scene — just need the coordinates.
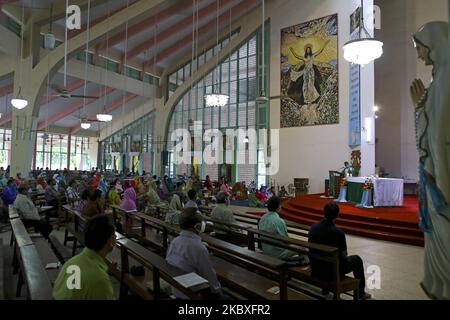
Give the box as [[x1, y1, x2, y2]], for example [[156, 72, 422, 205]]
[[363, 178, 373, 190], [341, 178, 348, 187]]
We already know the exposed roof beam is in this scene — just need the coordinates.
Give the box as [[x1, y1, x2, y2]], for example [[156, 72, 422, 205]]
[[69, 0, 140, 38], [71, 92, 137, 134], [36, 86, 115, 131], [0, 79, 86, 127], [42, 125, 99, 138], [1, 3, 31, 26], [60, 59, 158, 98], [28, 0, 168, 118], [96, 0, 192, 54], [0, 83, 13, 96], [32, 0, 110, 27], [126, 0, 236, 62], [0, 24, 20, 56], [144, 0, 257, 69]]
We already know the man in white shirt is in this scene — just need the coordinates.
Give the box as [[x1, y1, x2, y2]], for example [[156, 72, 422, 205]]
[[166, 208, 224, 299], [13, 185, 53, 239]]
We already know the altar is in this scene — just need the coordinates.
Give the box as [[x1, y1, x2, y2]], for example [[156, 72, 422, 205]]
[[346, 177, 404, 207]]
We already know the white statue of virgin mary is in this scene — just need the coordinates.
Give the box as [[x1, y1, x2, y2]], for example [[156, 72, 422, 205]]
[[410, 21, 450, 300]]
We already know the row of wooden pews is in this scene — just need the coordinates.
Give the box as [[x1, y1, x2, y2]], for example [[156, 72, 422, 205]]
[[9, 206, 57, 300], [61, 205, 211, 300], [111, 205, 312, 300]]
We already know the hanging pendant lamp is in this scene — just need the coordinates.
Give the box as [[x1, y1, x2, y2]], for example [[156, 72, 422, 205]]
[[205, 0, 229, 108], [343, 0, 383, 66], [12, 4, 28, 109]]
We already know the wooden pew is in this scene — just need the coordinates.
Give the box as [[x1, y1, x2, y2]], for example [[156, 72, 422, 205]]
[[62, 205, 86, 256], [199, 206, 310, 240], [116, 236, 210, 300], [246, 228, 360, 300], [10, 217, 53, 300], [123, 211, 313, 300]]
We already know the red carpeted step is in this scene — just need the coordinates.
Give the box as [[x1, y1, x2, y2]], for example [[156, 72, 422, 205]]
[[279, 210, 424, 246], [277, 194, 424, 247], [281, 203, 423, 237]]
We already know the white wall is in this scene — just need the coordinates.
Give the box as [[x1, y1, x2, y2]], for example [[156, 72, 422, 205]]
[[375, 0, 448, 182], [268, 0, 375, 193]]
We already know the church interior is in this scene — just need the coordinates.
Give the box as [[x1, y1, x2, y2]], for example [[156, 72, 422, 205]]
[[0, 0, 449, 302]]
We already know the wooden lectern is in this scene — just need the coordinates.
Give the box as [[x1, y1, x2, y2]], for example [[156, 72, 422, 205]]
[[329, 171, 344, 198]]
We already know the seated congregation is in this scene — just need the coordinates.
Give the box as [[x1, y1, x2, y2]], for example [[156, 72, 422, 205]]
[[4, 169, 371, 300]]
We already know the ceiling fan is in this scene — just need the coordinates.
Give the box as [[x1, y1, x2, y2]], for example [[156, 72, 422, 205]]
[[47, 0, 99, 101], [49, 84, 99, 99]]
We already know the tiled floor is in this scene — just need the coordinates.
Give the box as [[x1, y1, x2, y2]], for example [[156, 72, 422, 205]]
[[1, 210, 429, 300], [230, 205, 429, 300]]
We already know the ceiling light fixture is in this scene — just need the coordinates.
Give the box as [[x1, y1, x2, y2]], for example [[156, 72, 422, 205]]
[[343, 0, 383, 66], [256, 0, 268, 104], [205, 0, 229, 108], [81, 121, 91, 129], [96, 114, 113, 122], [11, 4, 28, 109]]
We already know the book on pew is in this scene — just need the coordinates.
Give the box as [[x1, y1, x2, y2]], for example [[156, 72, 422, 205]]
[[45, 262, 62, 269], [173, 273, 208, 288], [266, 286, 280, 295]]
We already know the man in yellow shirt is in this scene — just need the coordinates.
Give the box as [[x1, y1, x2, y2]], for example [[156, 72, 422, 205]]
[[53, 215, 116, 300]]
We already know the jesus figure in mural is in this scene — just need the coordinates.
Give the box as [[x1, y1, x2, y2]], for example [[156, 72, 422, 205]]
[[288, 40, 330, 105]]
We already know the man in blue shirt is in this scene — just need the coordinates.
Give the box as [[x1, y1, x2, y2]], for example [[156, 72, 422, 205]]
[[309, 202, 371, 300], [258, 197, 309, 265], [2, 178, 17, 206]]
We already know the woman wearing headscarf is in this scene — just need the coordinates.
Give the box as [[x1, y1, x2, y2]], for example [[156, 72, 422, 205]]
[[107, 179, 122, 207], [120, 187, 137, 212], [410, 21, 450, 299]]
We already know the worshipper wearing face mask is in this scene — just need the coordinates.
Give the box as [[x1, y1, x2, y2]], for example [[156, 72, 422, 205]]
[[166, 208, 224, 300], [45, 178, 60, 208], [36, 177, 46, 194], [13, 185, 53, 239], [120, 187, 137, 212], [53, 215, 116, 300]]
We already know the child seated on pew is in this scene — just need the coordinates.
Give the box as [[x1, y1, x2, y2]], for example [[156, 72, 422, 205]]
[[53, 215, 116, 300]]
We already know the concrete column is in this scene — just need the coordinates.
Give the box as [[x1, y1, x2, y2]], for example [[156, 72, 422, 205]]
[[359, 0, 376, 177], [10, 57, 38, 177]]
